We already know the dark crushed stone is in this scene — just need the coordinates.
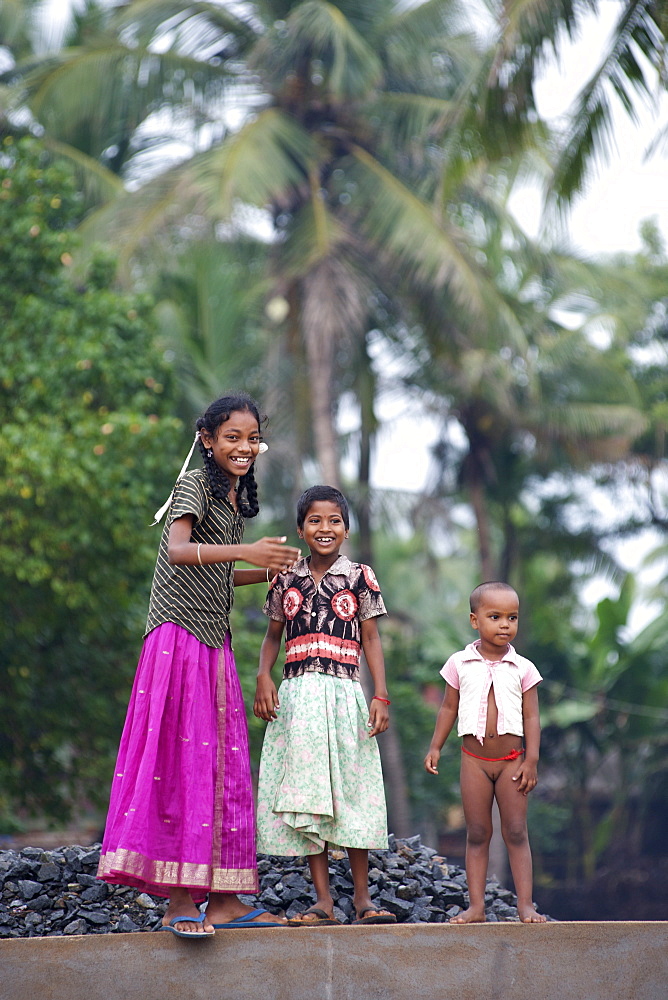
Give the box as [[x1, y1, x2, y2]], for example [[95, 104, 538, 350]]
[[0, 835, 552, 936]]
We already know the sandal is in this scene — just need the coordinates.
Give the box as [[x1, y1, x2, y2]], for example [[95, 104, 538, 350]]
[[287, 906, 341, 926], [353, 907, 397, 925]]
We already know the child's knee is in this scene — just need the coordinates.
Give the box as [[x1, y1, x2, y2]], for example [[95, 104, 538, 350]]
[[466, 822, 492, 847], [501, 822, 528, 848]]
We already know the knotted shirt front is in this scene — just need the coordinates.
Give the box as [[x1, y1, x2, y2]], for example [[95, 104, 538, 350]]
[[440, 641, 542, 745]]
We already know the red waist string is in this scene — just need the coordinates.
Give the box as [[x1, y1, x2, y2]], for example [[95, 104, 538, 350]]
[[461, 746, 525, 762]]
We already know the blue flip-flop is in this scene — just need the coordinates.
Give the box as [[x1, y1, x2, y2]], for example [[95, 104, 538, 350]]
[[211, 907, 285, 928], [162, 912, 215, 938]]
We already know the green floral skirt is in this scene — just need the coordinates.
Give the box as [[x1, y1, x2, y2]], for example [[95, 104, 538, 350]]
[[256, 671, 388, 855]]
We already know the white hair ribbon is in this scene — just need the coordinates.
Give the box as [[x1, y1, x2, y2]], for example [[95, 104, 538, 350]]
[[151, 434, 268, 525], [151, 432, 201, 525]]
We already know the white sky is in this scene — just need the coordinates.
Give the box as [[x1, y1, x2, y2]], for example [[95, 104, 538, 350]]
[[509, 3, 668, 256]]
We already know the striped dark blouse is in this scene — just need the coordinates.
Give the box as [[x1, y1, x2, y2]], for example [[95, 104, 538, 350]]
[[144, 469, 244, 648]]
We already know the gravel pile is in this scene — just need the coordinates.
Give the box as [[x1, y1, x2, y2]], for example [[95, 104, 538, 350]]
[[0, 834, 543, 937]]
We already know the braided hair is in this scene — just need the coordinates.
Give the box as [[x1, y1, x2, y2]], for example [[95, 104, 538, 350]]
[[196, 393, 262, 518]]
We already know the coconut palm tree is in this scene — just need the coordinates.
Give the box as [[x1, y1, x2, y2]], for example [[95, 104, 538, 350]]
[[395, 225, 648, 579], [4, 0, 547, 488]]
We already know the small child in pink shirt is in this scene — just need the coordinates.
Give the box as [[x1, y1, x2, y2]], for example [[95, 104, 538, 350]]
[[424, 582, 546, 923]]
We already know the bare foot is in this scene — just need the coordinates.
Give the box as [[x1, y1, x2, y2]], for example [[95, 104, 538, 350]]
[[449, 906, 486, 924], [518, 904, 547, 923], [163, 889, 213, 935]]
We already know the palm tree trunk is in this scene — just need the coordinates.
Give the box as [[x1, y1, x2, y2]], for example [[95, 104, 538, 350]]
[[300, 261, 352, 487], [469, 474, 495, 580], [355, 335, 376, 566], [379, 725, 413, 838], [352, 339, 413, 837]]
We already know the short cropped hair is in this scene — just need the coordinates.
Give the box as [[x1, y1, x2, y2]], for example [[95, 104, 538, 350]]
[[470, 581, 518, 613], [296, 485, 350, 530]]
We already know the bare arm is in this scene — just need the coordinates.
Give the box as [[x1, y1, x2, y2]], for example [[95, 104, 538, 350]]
[[253, 618, 285, 721], [424, 684, 460, 774], [233, 568, 272, 587], [167, 515, 300, 575], [361, 616, 389, 737], [512, 685, 541, 794]]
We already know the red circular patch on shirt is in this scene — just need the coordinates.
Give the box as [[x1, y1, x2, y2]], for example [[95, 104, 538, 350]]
[[283, 587, 303, 620], [362, 565, 380, 591], [331, 589, 358, 621]]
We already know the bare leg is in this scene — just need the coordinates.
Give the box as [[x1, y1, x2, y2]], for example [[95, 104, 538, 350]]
[[288, 846, 336, 923], [163, 887, 212, 934], [495, 768, 546, 923], [452, 754, 495, 923], [348, 847, 371, 915], [346, 848, 395, 922]]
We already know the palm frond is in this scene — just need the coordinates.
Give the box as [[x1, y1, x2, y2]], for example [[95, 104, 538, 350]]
[[538, 401, 646, 448], [644, 116, 668, 157], [492, 0, 594, 58], [111, 0, 259, 57], [155, 238, 269, 416], [0, 0, 42, 59], [195, 107, 317, 215], [380, 0, 475, 90], [346, 142, 520, 337], [375, 92, 459, 148], [550, 0, 664, 205], [277, 198, 347, 276], [76, 159, 207, 269], [41, 137, 124, 205], [27, 43, 230, 131], [251, 1, 382, 101]]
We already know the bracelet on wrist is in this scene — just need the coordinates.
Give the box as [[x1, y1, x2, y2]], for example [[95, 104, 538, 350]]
[[372, 696, 391, 705]]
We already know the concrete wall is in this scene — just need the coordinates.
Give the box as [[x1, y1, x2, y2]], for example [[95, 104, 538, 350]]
[[2, 922, 666, 1000]]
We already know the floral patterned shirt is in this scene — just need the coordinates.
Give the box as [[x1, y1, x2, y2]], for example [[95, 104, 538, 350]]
[[263, 554, 386, 681]]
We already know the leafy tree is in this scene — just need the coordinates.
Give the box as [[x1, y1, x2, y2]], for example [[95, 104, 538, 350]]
[[524, 573, 668, 893], [0, 135, 181, 824], [392, 219, 647, 579], [5, 0, 540, 488]]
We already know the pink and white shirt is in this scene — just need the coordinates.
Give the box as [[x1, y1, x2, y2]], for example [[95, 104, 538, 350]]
[[440, 641, 542, 745]]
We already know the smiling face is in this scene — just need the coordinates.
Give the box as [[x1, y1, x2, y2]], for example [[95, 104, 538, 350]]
[[199, 408, 261, 485], [470, 587, 519, 659], [298, 500, 348, 561]]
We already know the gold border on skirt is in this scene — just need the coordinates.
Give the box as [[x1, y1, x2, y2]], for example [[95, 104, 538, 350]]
[[98, 848, 258, 892]]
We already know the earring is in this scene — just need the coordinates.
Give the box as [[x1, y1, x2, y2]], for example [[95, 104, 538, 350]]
[[207, 448, 213, 458]]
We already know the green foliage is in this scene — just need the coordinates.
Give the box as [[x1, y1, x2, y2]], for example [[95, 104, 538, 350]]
[[522, 565, 668, 882], [0, 136, 181, 820], [226, 582, 275, 771], [382, 624, 461, 830]]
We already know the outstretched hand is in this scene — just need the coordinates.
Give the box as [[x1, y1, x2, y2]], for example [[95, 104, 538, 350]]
[[250, 536, 301, 576]]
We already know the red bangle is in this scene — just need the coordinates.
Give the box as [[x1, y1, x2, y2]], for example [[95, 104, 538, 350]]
[[372, 696, 391, 705]]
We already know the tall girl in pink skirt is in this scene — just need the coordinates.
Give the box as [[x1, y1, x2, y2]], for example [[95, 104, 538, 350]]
[[97, 393, 300, 937]]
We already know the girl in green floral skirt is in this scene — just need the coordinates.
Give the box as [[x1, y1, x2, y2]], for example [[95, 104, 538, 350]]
[[253, 485, 396, 925]]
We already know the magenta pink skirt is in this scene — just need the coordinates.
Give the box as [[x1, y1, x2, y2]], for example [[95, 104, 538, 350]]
[[97, 623, 258, 900]]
